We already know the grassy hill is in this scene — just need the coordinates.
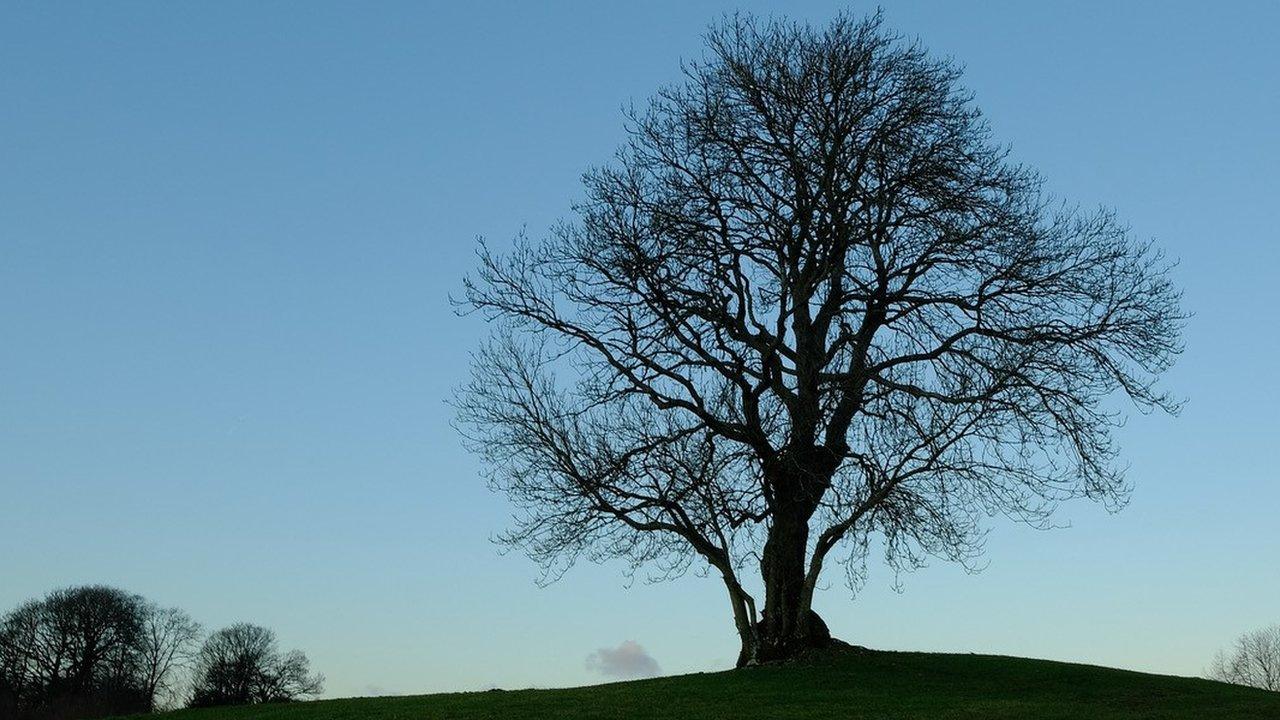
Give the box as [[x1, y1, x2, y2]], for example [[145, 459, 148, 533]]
[[137, 650, 1280, 719]]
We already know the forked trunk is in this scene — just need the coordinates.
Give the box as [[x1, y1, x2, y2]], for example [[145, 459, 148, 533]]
[[729, 450, 839, 666], [735, 509, 831, 666]]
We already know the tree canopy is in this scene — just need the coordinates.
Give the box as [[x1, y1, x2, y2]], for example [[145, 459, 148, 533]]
[[457, 11, 1184, 664]]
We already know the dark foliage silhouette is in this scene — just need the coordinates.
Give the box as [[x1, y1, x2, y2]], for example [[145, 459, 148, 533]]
[[188, 623, 323, 708], [0, 586, 154, 720], [0, 587, 309, 719], [457, 11, 1184, 665]]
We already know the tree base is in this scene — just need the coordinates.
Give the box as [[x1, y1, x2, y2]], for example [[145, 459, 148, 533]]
[[736, 610, 838, 667], [736, 636, 871, 668]]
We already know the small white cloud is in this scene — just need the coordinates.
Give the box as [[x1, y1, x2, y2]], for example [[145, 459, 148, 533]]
[[585, 640, 661, 679]]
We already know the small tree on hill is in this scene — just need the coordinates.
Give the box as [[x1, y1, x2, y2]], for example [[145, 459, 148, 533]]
[[1210, 625, 1280, 692], [189, 623, 323, 707]]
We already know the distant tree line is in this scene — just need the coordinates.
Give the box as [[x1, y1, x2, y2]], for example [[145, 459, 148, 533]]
[[0, 585, 322, 720]]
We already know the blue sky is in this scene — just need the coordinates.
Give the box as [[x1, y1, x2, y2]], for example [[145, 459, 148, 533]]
[[2, 0, 1278, 698]]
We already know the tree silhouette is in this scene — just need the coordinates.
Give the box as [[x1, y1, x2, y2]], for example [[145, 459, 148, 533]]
[[189, 623, 322, 708], [0, 586, 150, 719], [136, 605, 201, 711], [1210, 625, 1280, 692], [457, 11, 1184, 665]]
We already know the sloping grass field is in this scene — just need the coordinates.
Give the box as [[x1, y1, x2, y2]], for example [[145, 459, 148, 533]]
[[135, 650, 1280, 719]]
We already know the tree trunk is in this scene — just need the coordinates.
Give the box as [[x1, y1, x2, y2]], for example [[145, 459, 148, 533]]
[[735, 451, 838, 667], [741, 510, 830, 665]]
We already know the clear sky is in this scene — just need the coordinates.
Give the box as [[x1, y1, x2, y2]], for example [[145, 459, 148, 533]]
[[2, 0, 1278, 699]]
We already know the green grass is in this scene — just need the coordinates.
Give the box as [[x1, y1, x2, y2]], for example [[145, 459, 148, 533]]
[[137, 650, 1280, 719]]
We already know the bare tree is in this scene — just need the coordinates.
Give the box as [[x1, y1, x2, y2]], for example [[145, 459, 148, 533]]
[[0, 586, 150, 719], [189, 623, 323, 707], [1210, 626, 1280, 692], [0, 600, 43, 717], [457, 11, 1184, 665], [136, 605, 201, 711]]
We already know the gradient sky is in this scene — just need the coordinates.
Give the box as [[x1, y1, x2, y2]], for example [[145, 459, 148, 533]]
[[2, 0, 1278, 699]]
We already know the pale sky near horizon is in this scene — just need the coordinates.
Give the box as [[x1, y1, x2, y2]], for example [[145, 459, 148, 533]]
[[2, 0, 1278, 699]]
